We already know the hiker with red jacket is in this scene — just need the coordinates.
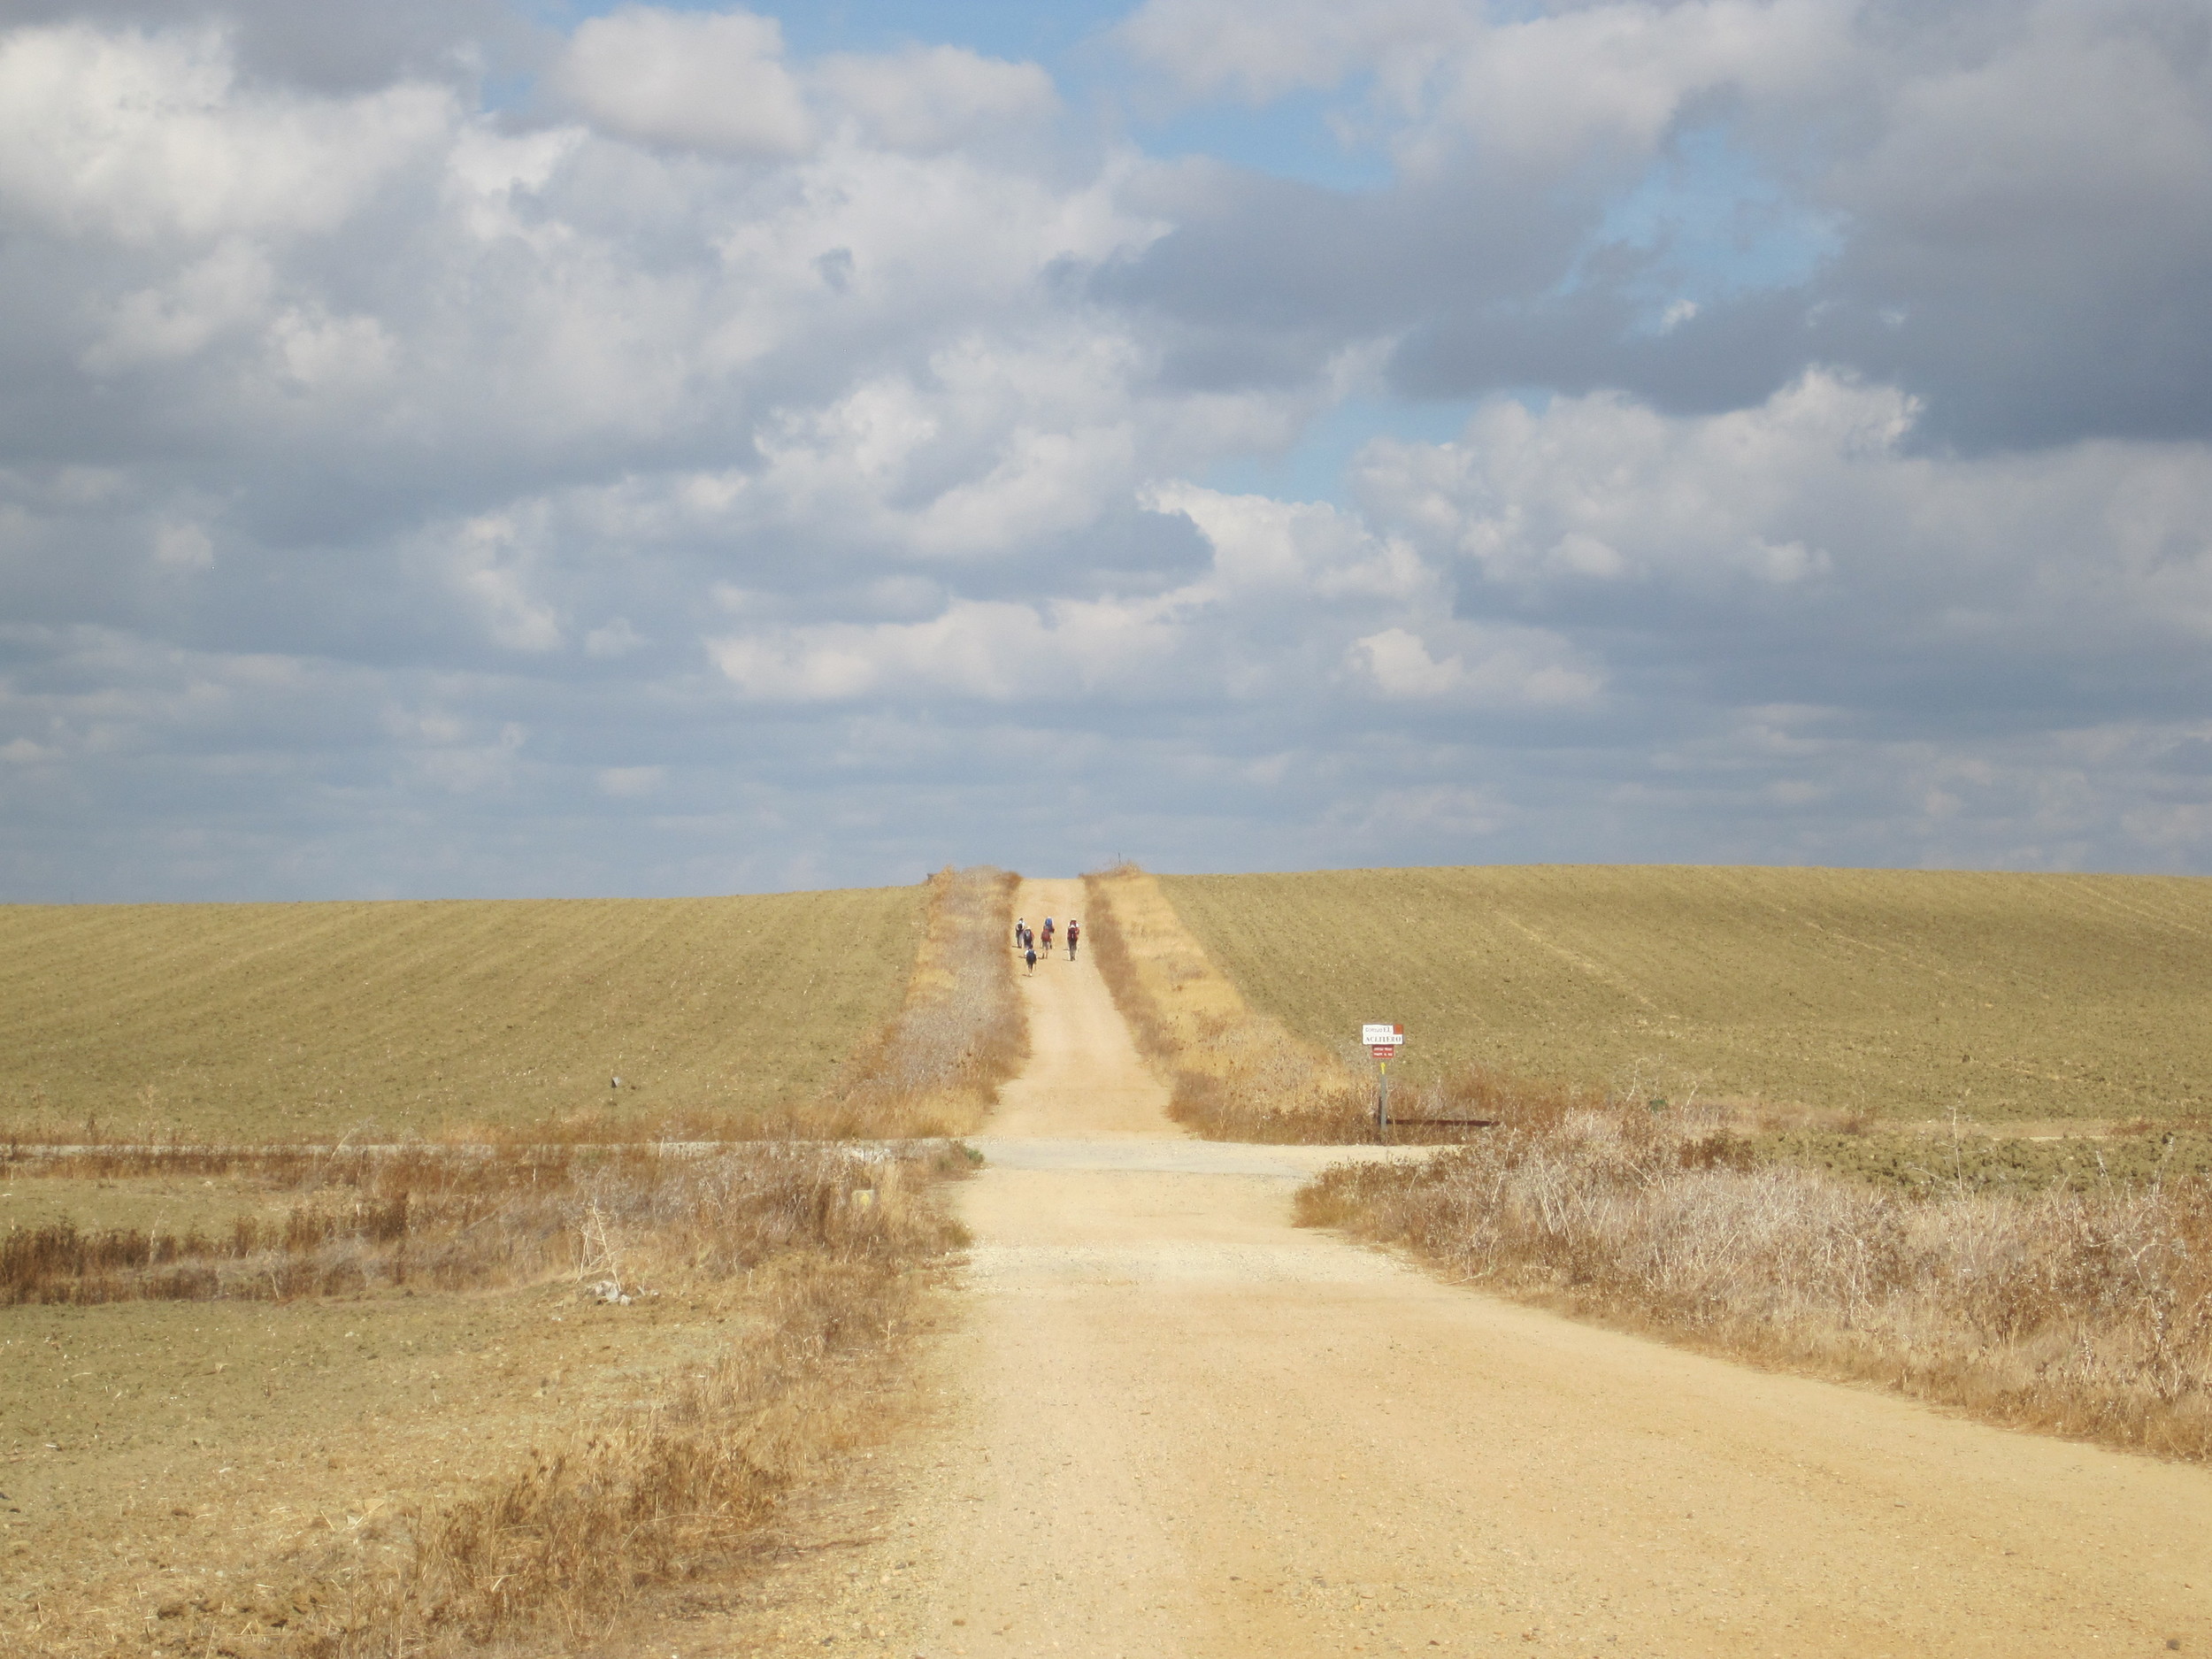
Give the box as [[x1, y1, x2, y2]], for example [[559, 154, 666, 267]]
[[1067, 919, 1079, 958]]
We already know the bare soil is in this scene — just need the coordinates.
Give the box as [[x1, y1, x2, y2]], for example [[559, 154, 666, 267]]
[[711, 877, 2212, 1657]]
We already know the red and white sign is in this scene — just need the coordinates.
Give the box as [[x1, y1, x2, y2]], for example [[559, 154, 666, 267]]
[[1370, 1044, 1396, 1058], [1363, 1023, 1403, 1058]]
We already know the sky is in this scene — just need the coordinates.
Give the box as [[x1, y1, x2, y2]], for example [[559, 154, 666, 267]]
[[2, 0, 2210, 899]]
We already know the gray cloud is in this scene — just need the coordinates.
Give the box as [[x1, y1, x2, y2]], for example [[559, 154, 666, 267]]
[[0, 3, 2208, 900]]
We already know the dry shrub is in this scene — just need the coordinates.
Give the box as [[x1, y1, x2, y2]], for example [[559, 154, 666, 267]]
[[53, 1143, 970, 1659], [1085, 865, 1368, 1142], [281, 1148, 964, 1659], [810, 864, 1026, 1138], [0, 1142, 958, 1307], [1301, 1098, 2212, 1461]]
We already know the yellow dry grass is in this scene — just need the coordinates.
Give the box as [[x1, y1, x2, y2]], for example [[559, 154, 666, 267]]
[[1083, 867, 1361, 1141], [0, 886, 928, 1141], [1160, 864, 2212, 1124], [0, 868, 1025, 1657]]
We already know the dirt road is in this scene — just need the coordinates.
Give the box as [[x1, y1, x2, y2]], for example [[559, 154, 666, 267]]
[[722, 878, 2211, 1657]]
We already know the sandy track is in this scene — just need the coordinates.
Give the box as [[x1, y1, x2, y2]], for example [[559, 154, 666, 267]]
[[713, 878, 2211, 1657]]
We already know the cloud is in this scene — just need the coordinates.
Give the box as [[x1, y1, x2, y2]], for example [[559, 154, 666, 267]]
[[815, 44, 1057, 152], [1352, 626, 1601, 707], [1108, 0, 2212, 449], [552, 7, 811, 157], [0, 5, 2208, 899], [0, 23, 450, 244]]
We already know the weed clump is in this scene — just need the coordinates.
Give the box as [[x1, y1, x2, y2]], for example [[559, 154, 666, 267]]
[[1301, 1098, 2212, 1462]]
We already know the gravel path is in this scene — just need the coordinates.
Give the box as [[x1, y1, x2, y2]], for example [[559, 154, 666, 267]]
[[702, 877, 2212, 1658]]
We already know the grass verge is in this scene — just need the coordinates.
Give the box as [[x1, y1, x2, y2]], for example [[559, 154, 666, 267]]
[[1300, 1090, 2212, 1463], [1083, 865, 1367, 1142]]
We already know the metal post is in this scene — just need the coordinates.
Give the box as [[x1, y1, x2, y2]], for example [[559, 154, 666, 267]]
[[1377, 1059, 1389, 1140]]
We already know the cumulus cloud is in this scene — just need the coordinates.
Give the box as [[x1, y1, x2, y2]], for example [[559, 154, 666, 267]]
[[552, 7, 811, 156], [0, 3, 2208, 898], [815, 44, 1057, 152]]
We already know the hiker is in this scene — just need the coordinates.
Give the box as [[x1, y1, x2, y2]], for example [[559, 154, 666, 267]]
[[1025, 943, 1037, 974], [1067, 919, 1079, 958], [1041, 918, 1055, 951], [1014, 918, 1025, 950]]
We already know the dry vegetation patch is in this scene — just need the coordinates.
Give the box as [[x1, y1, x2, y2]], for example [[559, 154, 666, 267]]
[[1084, 866, 1366, 1141], [2, 1143, 968, 1659], [1302, 1093, 2212, 1463], [0, 865, 1026, 1657], [1161, 864, 2212, 1124]]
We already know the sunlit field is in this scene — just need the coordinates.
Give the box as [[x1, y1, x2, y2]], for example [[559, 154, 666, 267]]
[[1161, 865, 2212, 1124]]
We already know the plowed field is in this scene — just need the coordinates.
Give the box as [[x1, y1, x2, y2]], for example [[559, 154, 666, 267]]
[[0, 888, 926, 1141], [1158, 865, 2212, 1122]]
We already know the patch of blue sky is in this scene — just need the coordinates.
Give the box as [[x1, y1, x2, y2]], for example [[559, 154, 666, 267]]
[[523, 0, 1133, 63], [1202, 394, 1494, 506], [1133, 88, 1397, 192], [513, 2, 1402, 192], [1567, 124, 1842, 328]]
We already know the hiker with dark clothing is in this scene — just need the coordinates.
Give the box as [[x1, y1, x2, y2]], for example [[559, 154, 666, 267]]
[[1067, 919, 1079, 958], [1025, 944, 1038, 973]]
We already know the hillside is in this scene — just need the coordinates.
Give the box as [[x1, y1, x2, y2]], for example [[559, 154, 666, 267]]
[[1156, 865, 2212, 1123], [0, 887, 928, 1141]]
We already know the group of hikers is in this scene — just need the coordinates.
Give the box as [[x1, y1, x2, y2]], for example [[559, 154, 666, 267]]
[[1014, 914, 1078, 972]]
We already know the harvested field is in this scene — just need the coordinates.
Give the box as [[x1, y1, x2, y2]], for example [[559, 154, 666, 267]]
[[0, 867, 1023, 1657], [0, 885, 927, 1142], [1160, 864, 2212, 1123]]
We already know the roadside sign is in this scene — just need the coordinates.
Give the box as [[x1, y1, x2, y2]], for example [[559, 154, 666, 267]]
[[1370, 1044, 1395, 1058], [1361, 1023, 1404, 1048]]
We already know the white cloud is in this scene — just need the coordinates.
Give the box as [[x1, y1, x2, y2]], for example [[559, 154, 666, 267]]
[[1, 8, 2209, 898], [151, 520, 214, 570], [816, 44, 1056, 152], [0, 23, 449, 245], [83, 238, 273, 369], [552, 7, 811, 157], [712, 595, 1182, 703], [598, 764, 664, 797], [1352, 625, 1601, 707]]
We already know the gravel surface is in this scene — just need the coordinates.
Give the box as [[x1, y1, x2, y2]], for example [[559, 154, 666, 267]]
[[691, 877, 2212, 1659]]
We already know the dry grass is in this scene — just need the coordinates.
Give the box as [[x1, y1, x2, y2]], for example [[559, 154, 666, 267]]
[[5, 1142, 968, 1659], [1083, 865, 1367, 1142], [0, 885, 928, 1142], [1301, 1092, 2212, 1463], [286, 1148, 966, 1659], [0, 1143, 946, 1308], [810, 865, 1026, 1139], [1751, 1122, 2212, 1196], [1161, 864, 2212, 1123], [2, 867, 1025, 1658]]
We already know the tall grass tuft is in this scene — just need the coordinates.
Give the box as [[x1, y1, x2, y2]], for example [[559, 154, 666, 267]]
[[1301, 1093, 2212, 1461]]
